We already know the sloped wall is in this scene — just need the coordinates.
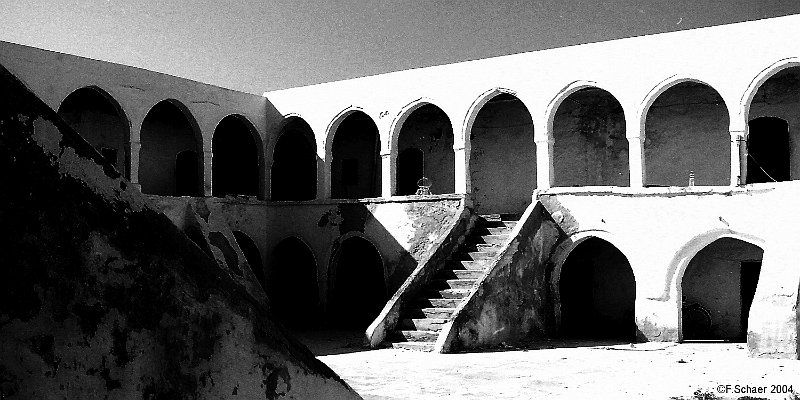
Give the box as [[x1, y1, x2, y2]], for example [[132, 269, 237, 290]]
[[0, 66, 360, 398]]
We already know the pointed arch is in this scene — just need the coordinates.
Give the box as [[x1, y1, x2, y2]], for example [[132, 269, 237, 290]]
[[212, 114, 263, 198], [57, 85, 131, 177], [139, 99, 203, 196], [271, 115, 318, 200], [325, 108, 381, 199]]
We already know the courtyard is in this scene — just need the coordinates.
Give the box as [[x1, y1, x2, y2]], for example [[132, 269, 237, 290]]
[[295, 331, 800, 400]]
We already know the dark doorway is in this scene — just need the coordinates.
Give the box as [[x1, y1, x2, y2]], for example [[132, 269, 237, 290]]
[[331, 112, 380, 199], [559, 238, 636, 341], [747, 117, 790, 183], [681, 238, 763, 341], [329, 237, 386, 329], [57, 87, 129, 176], [398, 148, 423, 195], [740, 261, 762, 340], [272, 119, 317, 200], [233, 231, 265, 290], [175, 150, 199, 196], [269, 237, 319, 328], [212, 115, 260, 197]]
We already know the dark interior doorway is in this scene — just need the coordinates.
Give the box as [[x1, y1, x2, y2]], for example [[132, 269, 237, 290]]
[[331, 112, 380, 199], [232, 231, 265, 290], [747, 117, 790, 183], [559, 238, 636, 341], [740, 261, 762, 341], [269, 237, 320, 328], [175, 150, 199, 196], [398, 148, 423, 195], [329, 237, 386, 329]]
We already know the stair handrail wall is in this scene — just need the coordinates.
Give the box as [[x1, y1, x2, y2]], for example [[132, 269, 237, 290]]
[[435, 201, 566, 353], [365, 200, 475, 348]]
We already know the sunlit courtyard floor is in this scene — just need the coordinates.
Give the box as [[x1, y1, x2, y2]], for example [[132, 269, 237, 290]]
[[292, 331, 800, 400]]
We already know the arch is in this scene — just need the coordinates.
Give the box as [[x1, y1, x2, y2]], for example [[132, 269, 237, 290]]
[[268, 236, 320, 328], [743, 64, 800, 182], [679, 237, 764, 341], [641, 78, 730, 186], [327, 109, 381, 199], [739, 58, 800, 123], [557, 236, 636, 341], [328, 235, 386, 329], [271, 116, 317, 200], [232, 231, 265, 290], [139, 99, 203, 196], [57, 86, 131, 177], [546, 82, 628, 186], [212, 114, 262, 198], [465, 89, 536, 214], [392, 101, 455, 195]]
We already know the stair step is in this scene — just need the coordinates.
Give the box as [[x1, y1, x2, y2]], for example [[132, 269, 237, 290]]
[[436, 269, 484, 279], [431, 278, 476, 290], [463, 250, 499, 261], [392, 330, 439, 342], [476, 220, 518, 229], [478, 213, 519, 221], [420, 297, 463, 308], [413, 307, 456, 319], [447, 260, 490, 270], [398, 318, 448, 331], [424, 287, 472, 298], [476, 234, 509, 245], [391, 341, 435, 352]]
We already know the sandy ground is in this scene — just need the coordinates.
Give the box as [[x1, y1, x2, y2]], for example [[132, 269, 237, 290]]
[[293, 331, 800, 400]]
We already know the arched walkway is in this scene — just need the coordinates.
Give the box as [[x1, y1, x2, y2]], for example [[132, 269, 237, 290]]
[[469, 93, 535, 214], [395, 104, 454, 195], [559, 237, 636, 341], [552, 87, 628, 186], [330, 112, 380, 199], [57, 87, 129, 176], [271, 118, 317, 200], [644, 82, 730, 186], [746, 66, 800, 183], [232, 231, 265, 290], [139, 100, 202, 196], [328, 236, 386, 329], [212, 115, 260, 197], [269, 237, 319, 328], [681, 238, 763, 341]]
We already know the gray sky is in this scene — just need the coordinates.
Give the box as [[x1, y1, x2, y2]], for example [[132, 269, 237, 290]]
[[1, 1, 798, 94]]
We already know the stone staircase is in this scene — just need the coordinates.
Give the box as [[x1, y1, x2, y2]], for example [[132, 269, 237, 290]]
[[386, 214, 519, 351]]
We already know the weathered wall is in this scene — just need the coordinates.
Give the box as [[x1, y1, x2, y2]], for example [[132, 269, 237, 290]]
[[438, 202, 565, 352], [149, 195, 467, 324], [469, 97, 536, 214], [553, 88, 628, 186], [644, 82, 730, 186], [539, 185, 800, 358], [397, 104, 455, 195], [0, 66, 360, 399]]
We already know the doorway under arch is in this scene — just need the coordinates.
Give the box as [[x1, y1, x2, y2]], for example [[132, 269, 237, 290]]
[[680, 238, 763, 341], [269, 237, 320, 328], [746, 117, 790, 183], [328, 236, 386, 329], [330, 112, 380, 199], [559, 237, 636, 341], [395, 103, 454, 195], [272, 118, 317, 200]]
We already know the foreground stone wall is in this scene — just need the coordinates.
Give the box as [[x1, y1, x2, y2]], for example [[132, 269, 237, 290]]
[[0, 66, 360, 398]]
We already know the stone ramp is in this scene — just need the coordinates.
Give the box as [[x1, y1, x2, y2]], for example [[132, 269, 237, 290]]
[[0, 64, 361, 399]]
